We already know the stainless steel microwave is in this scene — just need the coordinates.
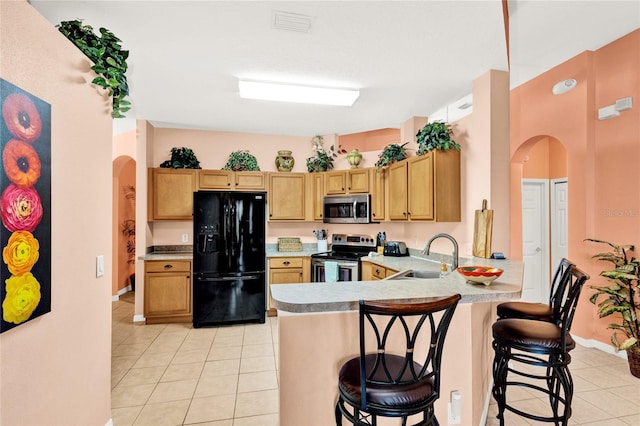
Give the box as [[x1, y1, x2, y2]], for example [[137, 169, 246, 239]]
[[323, 194, 371, 224]]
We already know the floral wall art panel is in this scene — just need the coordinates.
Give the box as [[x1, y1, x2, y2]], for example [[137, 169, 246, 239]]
[[0, 79, 51, 333]]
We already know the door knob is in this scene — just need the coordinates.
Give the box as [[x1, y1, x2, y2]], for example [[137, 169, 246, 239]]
[[535, 247, 541, 252]]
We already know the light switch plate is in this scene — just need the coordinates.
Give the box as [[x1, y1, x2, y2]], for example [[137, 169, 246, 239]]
[[182, 233, 189, 243], [96, 255, 104, 277]]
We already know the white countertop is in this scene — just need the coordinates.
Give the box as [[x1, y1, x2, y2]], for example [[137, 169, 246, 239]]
[[270, 255, 523, 312]]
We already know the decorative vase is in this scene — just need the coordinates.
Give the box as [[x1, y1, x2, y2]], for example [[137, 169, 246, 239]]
[[627, 346, 640, 378], [346, 149, 363, 169], [275, 150, 295, 172]]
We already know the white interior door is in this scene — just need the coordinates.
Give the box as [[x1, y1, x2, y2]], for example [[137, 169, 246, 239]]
[[551, 179, 568, 272], [521, 179, 550, 303]]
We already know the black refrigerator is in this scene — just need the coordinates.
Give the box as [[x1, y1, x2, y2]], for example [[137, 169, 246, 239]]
[[192, 191, 266, 327]]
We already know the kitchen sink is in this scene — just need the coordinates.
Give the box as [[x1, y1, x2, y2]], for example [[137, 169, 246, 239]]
[[385, 269, 441, 280]]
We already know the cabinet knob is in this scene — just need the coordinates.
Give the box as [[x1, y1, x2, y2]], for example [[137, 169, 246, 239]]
[[283, 261, 290, 265], [164, 264, 173, 269], [407, 211, 411, 215], [235, 182, 238, 186], [403, 212, 407, 216], [375, 269, 381, 274], [227, 182, 231, 186]]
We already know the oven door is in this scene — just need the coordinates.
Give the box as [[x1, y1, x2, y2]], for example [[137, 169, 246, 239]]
[[323, 194, 371, 224], [311, 258, 359, 282]]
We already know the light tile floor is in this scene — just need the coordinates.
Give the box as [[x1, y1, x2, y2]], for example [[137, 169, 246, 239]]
[[112, 295, 639, 425]]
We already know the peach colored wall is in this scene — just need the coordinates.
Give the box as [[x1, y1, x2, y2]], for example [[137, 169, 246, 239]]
[[1, 1, 113, 424], [548, 138, 567, 179], [510, 29, 640, 347], [522, 137, 568, 179], [338, 128, 401, 152]]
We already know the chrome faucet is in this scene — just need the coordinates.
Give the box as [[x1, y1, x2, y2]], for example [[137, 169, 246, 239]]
[[422, 233, 459, 271]]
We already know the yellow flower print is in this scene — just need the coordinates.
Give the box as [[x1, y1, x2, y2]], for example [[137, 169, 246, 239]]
[[3, 272, 41, 324], [3, 230, 39, 275]]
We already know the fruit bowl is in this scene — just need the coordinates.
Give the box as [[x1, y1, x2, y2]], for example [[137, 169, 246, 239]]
[[456, 266, 503, 285]]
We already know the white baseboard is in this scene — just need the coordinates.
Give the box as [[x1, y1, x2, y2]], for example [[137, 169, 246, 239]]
[[133, 314, 145, 323], [111, 285, 133, 302], [572, 335, 627, 359], [104, 418, 113, 426]]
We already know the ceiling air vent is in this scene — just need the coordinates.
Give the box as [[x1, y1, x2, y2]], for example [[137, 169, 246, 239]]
[[272, 10, 313, 33]]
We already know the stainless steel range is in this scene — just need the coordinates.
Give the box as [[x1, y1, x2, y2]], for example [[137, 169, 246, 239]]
[[311, 234, 377, 282]]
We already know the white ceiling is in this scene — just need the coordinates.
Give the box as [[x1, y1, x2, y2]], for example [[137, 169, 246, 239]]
[[29, 1, 640, 137]]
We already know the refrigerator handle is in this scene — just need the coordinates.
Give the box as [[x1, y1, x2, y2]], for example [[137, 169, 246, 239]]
[[230, 203, 237, 258], [223, 203, 230, 259]]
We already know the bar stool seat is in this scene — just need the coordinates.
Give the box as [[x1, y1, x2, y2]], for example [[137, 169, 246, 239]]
[[497, 258, 574, 323], [492, 318, 575, 353], [338, 354, 435, 409]]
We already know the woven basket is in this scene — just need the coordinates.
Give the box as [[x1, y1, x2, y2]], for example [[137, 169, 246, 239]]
[[627, 346, 640, 378], [278, 237, 302, 252]]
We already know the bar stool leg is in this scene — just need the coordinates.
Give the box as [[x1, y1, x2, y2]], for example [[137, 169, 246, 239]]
[[491, 341, 509, 425]]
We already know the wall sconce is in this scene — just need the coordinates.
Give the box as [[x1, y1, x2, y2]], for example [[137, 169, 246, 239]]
[[552, 78, 577, 95]]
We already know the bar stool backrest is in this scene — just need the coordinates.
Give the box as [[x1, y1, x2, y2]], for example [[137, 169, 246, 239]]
[[557, 265, 590, 347], [358, 294, 461, 410], [549, 258, 576, 324]]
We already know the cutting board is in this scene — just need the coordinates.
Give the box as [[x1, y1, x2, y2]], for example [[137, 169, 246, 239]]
[[473, 199, 493, 258]]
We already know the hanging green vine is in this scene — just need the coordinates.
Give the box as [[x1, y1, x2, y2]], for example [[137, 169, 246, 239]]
[[57, 19, 131, 118]]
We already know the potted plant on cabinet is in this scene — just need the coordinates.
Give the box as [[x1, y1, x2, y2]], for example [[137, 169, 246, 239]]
[[374, 142, 409, 169], [586, 238, 640, 377], [415, 121, 461, 154], [223, 150, 260, 171], [306, 135, 345, 172], [160, 147, 202, 169]]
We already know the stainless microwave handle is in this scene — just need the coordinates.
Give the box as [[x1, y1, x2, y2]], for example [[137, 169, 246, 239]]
[[353, 200, 357, 220]]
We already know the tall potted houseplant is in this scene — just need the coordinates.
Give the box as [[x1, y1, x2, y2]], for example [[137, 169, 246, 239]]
[[586, 238, 640, 377]]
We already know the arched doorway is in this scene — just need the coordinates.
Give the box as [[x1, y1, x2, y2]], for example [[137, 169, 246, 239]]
[[113, 156, 136, 299], [511, 135, 568, 302]]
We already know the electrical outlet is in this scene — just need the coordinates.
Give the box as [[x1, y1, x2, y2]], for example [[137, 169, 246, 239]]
[[182, 233, 188, 243], [96, 255, 104, 277], [448, 390, 461, 425]]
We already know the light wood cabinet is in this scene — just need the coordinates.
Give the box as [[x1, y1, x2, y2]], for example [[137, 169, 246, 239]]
[[309, 173, 325, 221], [386, 150, 460, 222], [268, 257, 310, 316], [198, 170, 265, 191], [361, 261, 398, 280], [370, 168, 386, 221], [388, 161, 409, 220], [325, 169, 370, 195], [147, 168, 197, 221], [144, 260, 192, 324], [268, 173, 306, 220]]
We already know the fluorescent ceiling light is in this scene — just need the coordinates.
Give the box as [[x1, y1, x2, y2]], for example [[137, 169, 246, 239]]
[[238, 80, 360, 106]]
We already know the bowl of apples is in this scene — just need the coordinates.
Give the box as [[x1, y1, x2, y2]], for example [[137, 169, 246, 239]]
[[456, 266, 503, 285]]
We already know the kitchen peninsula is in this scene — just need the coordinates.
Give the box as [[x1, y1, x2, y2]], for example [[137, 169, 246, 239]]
[[271, 255, 524, 426]]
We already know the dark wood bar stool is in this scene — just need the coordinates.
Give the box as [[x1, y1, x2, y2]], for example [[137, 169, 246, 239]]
[[496, 258, 574, 323], [335, 294, 461, 426], [491, 265, 589, 425]]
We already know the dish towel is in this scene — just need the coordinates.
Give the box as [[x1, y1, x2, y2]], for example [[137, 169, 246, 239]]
[[325, 261, 339, 283]]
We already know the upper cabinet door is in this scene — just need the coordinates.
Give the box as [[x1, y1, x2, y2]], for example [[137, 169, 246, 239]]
[[148, 168, 197, 221], [388, 161, 408, 220], [407, 154, 434, 220], [325, 171, 347, 195], [347, 169, 370, 193], [268, 173, 306, 220], [234, 171, 266, 190], [198, 170, 233, 189]]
